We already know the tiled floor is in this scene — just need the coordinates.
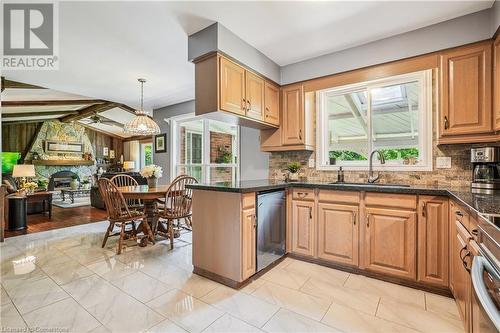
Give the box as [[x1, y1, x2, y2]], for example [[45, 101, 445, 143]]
[[1, 221, 464, 333]]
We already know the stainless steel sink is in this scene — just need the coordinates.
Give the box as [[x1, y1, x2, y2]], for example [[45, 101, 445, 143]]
[[329, 182, 411, 187]]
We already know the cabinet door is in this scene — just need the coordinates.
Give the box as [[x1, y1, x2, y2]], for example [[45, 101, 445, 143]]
[[264, 82, 280, 126], [245, 72, 265, 121], [440, 43, 492, 136], [494, 34, 500, 131], [364, 208, 417, 279], [418, 196, 449, 286], [219, 57, 246, 115], [282, 84, 304, 145], [292, 200, 315, 257], [318, 203, 358, 266], [242, 207, 256, 280], [451, 229, 469, 325]]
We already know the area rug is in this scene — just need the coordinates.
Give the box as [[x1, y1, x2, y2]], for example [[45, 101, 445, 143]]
[[52, 196, 91, 208]]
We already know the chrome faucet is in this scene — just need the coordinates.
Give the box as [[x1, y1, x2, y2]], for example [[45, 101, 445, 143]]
[[368, 150, 386, 183]]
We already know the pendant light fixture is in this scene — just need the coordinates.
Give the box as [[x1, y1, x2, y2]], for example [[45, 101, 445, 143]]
[[124, 78, 160, 135]]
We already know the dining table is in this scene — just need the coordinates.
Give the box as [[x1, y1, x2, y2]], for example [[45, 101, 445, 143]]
[[117, 185, 171, 245]]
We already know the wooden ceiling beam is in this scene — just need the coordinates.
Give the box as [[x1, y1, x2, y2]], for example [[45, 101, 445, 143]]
[[2, 110, 79, 118], [61, 102, 120, 123], [1, 77, 47, 91], [2, 99, 106, 107], [79, 122, 125, 140]]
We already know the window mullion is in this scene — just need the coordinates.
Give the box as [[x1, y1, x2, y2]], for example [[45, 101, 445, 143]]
[[367, 86, 373, 163], [203, 119, 210, 183]]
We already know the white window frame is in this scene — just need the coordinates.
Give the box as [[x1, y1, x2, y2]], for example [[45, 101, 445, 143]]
[[170, 113, 240, 183], [316, 69, 433, 172], [139, 142, 153, 169]]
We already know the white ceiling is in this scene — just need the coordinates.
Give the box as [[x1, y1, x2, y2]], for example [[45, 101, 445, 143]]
[[3, 1, 493, 111]]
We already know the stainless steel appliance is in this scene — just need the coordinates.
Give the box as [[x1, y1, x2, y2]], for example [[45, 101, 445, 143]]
[[471, 216, 500, 332], [256, 190, 286, 272], [471, 147, 500, 194]]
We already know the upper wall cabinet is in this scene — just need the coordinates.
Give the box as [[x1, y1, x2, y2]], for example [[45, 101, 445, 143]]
[[195, 53, 279, 129], [494, 34, 500, 131], [264, 82, 280, 126], [438, 41, 497, 143], [260, 85, 315, 152]]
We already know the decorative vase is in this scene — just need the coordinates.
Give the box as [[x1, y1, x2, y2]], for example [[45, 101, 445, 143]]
[[289, 172, 299, 181], [70, 179, 79, 190], [147, 177, 158, 188]]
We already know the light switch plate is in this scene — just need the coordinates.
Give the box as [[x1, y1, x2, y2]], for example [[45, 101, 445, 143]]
[[436, 156, 452, 169], [308, 157, 315, 168]]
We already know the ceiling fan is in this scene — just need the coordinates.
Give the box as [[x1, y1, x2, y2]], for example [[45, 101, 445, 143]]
[[83, 112, 123, 128]]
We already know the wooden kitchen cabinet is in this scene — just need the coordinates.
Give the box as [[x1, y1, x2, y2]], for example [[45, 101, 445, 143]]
[[364, 207, 417, 279], [417, 196, 449, 287], [317, 203, 359, 266], [264, 82, 280, 126], [195, 53, 280, 129], [220, 57, 246, 116], [439, 42, 492, 139], [245, 71, 265, 121], [494, 33, 500, 131], [241, 206, 256, 280], [451, 220, 472, 328], [292, 199, 315, 257], [282, 84, 304, 145]]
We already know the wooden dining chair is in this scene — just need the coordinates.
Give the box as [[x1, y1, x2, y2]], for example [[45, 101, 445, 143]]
[[158, 175, 197, 249], [110, 174, 143, 210], [98, 178, 145, 254]]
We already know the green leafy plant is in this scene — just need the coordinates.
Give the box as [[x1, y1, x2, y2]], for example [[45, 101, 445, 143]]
[[71, 175, 79, 180], [287, 162, 301, 174]]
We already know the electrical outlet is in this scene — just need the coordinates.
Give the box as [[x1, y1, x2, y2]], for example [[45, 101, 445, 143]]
[[436, 156, 452, 169], [308, 157, 315, 168]]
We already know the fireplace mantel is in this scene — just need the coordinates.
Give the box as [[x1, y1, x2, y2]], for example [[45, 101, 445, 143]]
[[31, 160, 94, 166]]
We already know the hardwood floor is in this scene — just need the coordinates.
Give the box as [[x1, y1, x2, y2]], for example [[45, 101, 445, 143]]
[[5, 205, 107, 238]]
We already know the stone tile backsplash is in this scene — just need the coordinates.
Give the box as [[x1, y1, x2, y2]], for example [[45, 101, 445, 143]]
[[269, 142, 499, 187]]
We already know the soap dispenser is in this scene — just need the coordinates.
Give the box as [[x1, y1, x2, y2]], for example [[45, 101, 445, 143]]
[[337, 166, 344, 183]]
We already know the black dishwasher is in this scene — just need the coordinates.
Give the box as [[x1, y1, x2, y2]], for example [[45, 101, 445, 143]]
[[256, 190, 286, 272]]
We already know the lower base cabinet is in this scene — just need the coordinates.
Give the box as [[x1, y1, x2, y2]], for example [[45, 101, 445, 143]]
[[364, 207, 417, 280], [317, 203, 359, 266], [291, 200, 315, 257], [241, 207, 256, 280]]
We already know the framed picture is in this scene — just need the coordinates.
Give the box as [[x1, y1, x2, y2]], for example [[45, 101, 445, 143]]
[[155, 134, 167, 153], [109, 150, 115, 159], [44, 140, 83, 154], [103, 147, 109, 156]]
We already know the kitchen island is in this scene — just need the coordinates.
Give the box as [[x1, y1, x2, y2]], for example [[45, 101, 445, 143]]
[[187, 180, 499, 294]]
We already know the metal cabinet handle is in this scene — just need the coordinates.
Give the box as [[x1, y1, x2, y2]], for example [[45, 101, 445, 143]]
[[455, 210, 463, 217], [352, 211, 357, 225], [471, 229, 478, 236], [297, 192, 308, 198], [247, 100, 251, 110], [309, 207, 312, 220], [462, 251, 471, 273], [444, 116, 449, 130], [242, 98, 247, 111], [421, 202, 426, 217], [299, 129, 302, 140], [366, 214, 370, 227]]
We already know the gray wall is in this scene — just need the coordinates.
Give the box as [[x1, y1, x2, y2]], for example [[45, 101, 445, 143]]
[[153, 100, 196, 184], [153, 100, 269, 184], [281, 9, 494, 84], [188, 23, 281, 83]]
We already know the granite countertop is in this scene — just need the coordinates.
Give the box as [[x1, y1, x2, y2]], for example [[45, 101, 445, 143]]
[[187, 179, 500, 216]]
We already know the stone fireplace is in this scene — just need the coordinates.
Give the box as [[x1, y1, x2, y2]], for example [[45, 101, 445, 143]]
[[48, 170, 79, 191]]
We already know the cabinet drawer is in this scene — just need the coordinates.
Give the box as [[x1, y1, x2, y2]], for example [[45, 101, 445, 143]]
[[242, 193, 256, 209], [365, 192, 416, 210], [318, 190, 359, 205], [452, 203, 470, 230], [292, 188, 315, 201]]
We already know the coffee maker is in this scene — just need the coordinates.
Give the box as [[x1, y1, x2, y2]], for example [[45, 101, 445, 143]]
[[471, 147, 500, 194]]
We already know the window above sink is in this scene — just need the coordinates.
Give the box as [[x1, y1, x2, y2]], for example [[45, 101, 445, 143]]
[[316, 70, 433, 172]]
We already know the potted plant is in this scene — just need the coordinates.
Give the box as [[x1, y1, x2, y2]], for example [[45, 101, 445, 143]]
[[287, 162, 301, 181], [22, 181, 38, 194], [37, 177, 48, 191], [81, 179, 91, 190], [70, 175, 79, 190], [140, 164, 163, 188]]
